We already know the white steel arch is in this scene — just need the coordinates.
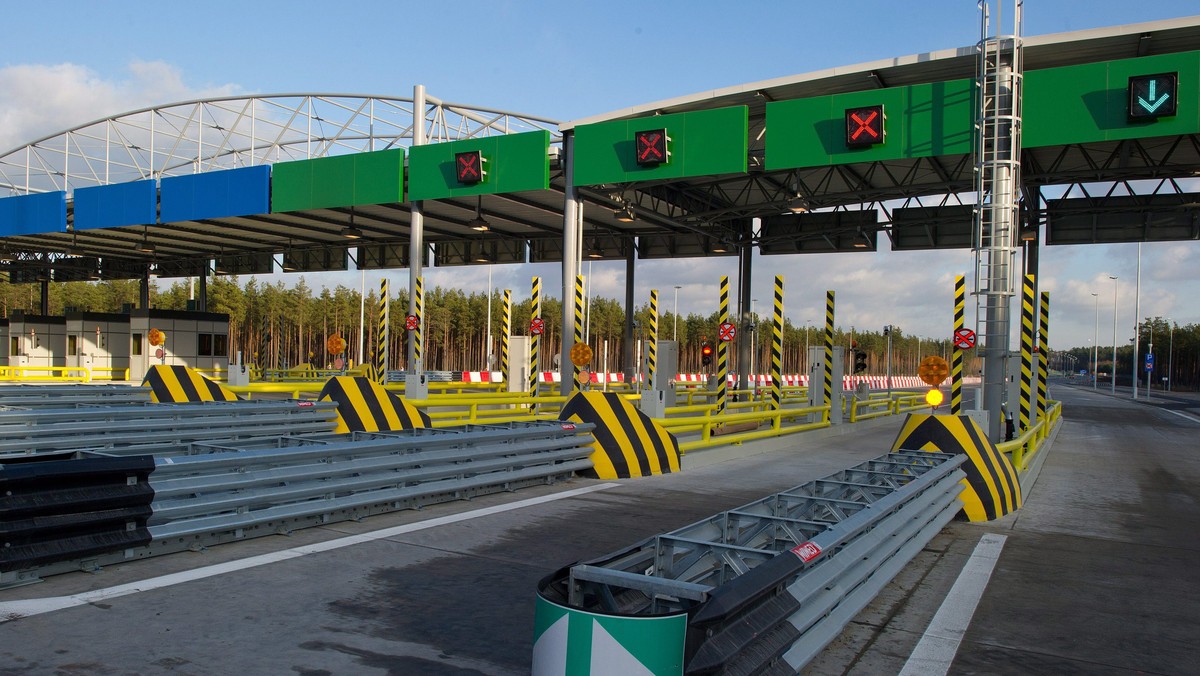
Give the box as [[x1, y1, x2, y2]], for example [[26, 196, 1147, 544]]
[[0, 92, 562, 196]]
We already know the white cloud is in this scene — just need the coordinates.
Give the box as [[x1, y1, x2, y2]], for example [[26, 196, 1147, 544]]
[[0, 61, 239, 153]]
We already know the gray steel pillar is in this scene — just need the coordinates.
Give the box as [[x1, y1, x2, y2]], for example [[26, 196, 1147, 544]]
[[197, 271, 208, 312], [623, 246, 636, 386], [559, 133, 581, 396], [408, 84, 426, 374], [139, 268, 151, 310], [736, 240, 753, 392]]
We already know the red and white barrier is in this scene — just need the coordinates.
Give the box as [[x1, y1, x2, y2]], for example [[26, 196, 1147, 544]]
[[459, 371, 504, 383]]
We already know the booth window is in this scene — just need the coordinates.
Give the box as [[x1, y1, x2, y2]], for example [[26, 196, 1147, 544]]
[[199, 333, 213, 356], [68, 335, 79, 356], [132, 334, 143, 356], [213, 334, 228, 357]]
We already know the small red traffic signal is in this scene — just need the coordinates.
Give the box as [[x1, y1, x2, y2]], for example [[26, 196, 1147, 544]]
[[701, 340, 714, 367], [455, 150, 486, 184], [634, 128, 669, 166]]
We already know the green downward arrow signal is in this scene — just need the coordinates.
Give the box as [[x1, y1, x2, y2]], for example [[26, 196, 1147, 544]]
[[1138, 79, 1171, 113]]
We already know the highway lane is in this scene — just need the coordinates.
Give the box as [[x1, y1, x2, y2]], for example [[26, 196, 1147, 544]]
[[3, 381, 1192, 675]]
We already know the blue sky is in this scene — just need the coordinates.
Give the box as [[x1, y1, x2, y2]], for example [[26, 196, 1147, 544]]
[[2, 1, 1198, 352]]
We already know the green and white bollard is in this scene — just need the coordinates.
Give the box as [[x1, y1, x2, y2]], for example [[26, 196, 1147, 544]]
[[532, 591, 687, 675]]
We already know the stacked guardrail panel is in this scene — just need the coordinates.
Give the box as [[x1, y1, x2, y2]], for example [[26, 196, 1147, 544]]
[[536, 450, 966, 674]]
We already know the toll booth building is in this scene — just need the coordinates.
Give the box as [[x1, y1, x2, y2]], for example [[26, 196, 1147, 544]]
[[7, 311, 67, 368], [64, 311, 132, 379], [127, 309, 230, 382]]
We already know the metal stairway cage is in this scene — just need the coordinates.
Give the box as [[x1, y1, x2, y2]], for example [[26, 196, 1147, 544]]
[[974, 0, 1024, 440]]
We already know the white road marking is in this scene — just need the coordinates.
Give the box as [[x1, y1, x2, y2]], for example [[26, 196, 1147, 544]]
[[0, 482, 620, 624], [1162, 408, 1200, 424], [898, 532, 1008, 676]]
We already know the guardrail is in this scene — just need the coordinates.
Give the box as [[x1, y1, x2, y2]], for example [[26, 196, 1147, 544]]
[[535, 449, 967, 673], [2, 420, 596, 586], [0, 400, 340, 459], [0, 384, 150, 409], [0, 366, 93, 382], [998, 400, 1062, 473]]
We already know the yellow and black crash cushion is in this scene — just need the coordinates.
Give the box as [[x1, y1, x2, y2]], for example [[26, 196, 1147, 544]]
[[891, 413, 1021, 522], [142, 365, 240, 403], [317, 376, 431, 434], [559, 391, 680, 480]]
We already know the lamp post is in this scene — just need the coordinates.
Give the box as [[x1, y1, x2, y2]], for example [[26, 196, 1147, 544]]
[[1167, 320, 1175, 392], [1132, 242, 1142, 399], [1109, 275, 1118, 395], [1091, 293, 1099, 389], [804, 319, 812, 373], [672, 285, 681, 341], [485, 267, 493, 371]]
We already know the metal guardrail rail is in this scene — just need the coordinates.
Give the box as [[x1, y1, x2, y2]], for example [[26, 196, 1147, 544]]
[[545, 449, 967, 674], [3, 421, 595, 586], [0, 384, 151, 409], [0, 400, 340, 458]]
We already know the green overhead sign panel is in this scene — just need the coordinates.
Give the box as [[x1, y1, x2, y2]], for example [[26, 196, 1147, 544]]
[[271, 148, 405, 212], [766, 79, 975, 170], [573, 106, 748, 186], [406, 130, 551, 201], [1023, 51, 1199, 147]]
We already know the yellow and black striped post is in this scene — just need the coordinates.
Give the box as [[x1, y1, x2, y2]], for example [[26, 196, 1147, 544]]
[[573, 274, 585, 390], [500, 289, 511, 379], [413, 275, 424, 371], [376, 278, 388, 384], [648, 289, 658, 389], [529, 276, 541, 398], [824, 290, 835, 411], [716, 276, 730, 414], [1019, 274, 1035, 432], [1037, 291, 1050, 423], [951, 275, 965, 414], [770, 275, 784, 410]]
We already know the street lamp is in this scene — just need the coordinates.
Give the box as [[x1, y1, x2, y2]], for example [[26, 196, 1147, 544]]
[[1091, 292, 1099, 390], [804, 320, 813, 373], [1109, 275, 1118, 395], [1132, 242, 1142, 399], [672, 285, 681, 341], [1167, 319, 1175, 392]]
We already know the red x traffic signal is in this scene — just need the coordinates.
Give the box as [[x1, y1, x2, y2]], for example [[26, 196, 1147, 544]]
[[455, 150, 487, 184], [845, 105, 885, 147], [634, 128, 670, 166]]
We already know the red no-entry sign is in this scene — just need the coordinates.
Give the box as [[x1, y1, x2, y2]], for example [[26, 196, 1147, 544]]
[[953, 328, 977, 350], [718, 321, 736, 342], [530, 317, 546, 336], [405, 314, 419, 331]]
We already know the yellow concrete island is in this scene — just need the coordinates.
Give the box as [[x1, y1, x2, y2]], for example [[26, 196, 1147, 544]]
[[559, 391, 681, 479]]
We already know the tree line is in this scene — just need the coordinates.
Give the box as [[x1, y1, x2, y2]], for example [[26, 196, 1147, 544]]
[[1055, 316, 1200, 390], [17, 276, 1200, 390]]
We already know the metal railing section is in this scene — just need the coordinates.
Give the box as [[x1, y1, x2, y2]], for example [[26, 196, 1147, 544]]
[[549, 450, 966, 673], [0, 400, 340, 458], [998, 399, 1061, 473]]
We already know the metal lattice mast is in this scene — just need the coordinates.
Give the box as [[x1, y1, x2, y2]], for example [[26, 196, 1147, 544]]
[[974, 0, 1024, 441]]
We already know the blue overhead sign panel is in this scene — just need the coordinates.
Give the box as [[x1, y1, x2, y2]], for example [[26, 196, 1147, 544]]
[[160, 165, 270, 223], [73, 179, 157, 230], [0, 191, 67, 236]]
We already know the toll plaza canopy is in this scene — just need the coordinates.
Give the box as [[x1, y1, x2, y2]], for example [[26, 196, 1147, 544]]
[[0, 15, 1198, 282]]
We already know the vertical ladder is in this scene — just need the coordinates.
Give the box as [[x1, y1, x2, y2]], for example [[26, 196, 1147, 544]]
[[974, 0, 1024, 440]]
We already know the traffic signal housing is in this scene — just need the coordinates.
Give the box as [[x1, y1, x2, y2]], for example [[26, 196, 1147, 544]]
[[853, 349, 868, 374], [701, 340, 714, 367]]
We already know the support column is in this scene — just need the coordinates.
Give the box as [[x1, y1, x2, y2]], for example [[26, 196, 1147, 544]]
[[951, 275, 965, 415], [139, 268, 151, 310], [572, 274, 585, 390], [529, 276, 541, 398], [622, 247, 635, 387], [770, 275, 784, 410], [824, 290, 835, 414], [1019, 274, 1035, 433], [1037, 291, 1050, 423], [408, 84, 426, 374], [40, 278, 50, 315], [647, 289, 658, 390], [736, 242, 753, 393], [500, 290, 512, 378], [197, 272, 208, 312], [559, 132, 581, 396], [716, 276, 730, 414], [376, 278, 389, 384]]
